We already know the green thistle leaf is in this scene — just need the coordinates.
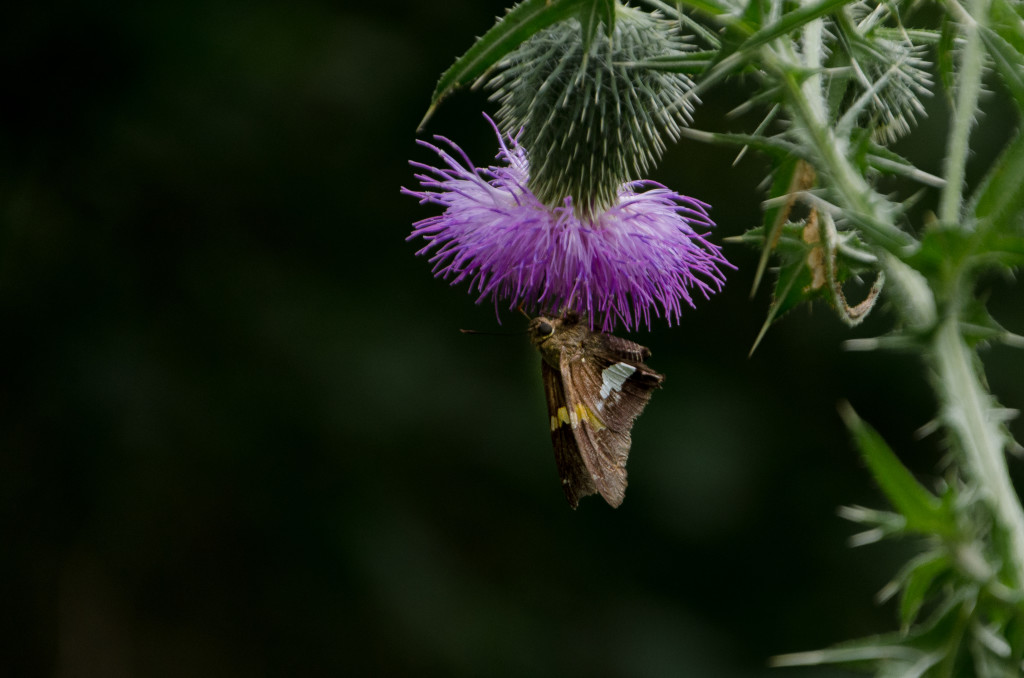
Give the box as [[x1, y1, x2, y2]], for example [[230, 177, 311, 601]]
[[739, 0, 763, 29], [633, 50, 718, 74], [969, 126, 1024, 232], [753, 156, 812, 296], [733, 0, 851, 53], [959, 298, 1024, 349], [978, 25, 1024, 111], [579, 0, 616, 51], [987, 0, 1024, 110], [419, 0, 588, 130], [895, 550, 955, 630], [772, 588, 977, 674], [671, 0, 734, 18], [741, 220, 826, 353], [838, 402, 956, 539]]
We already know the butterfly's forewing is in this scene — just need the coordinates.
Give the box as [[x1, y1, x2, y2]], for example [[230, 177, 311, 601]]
[[543, 360, 597, 508], [559, 335, 664, 507]]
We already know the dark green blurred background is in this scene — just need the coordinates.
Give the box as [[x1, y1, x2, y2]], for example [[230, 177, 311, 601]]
[[3, 2, 1021, 676]]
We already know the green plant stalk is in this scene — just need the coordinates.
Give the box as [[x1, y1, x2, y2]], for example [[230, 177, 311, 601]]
[[934, 0, 1024, 588], [938, 0, 989, 225], [932, 316, 1024, 588], [799, 4, 826, 123]]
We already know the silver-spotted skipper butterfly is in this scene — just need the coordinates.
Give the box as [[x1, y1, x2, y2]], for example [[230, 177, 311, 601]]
[[527, 312, 664, 508]]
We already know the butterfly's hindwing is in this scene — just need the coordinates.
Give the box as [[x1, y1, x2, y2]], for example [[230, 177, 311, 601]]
[[581, 334, 664, 432], [591, 332, 651, 364]]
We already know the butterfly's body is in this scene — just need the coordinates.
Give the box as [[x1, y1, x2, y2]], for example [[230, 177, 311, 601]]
[[528, 313, 664, 508]]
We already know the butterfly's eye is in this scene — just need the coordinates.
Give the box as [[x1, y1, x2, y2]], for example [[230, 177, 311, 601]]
[[537, 321, 554, 337]]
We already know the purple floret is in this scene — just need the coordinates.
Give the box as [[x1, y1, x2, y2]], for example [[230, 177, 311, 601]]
[[403, 118, 731, 331]]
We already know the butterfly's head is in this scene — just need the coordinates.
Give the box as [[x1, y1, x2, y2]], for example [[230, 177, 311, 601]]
[[527, 315, 560, 348], [528, 312, 586, 350]]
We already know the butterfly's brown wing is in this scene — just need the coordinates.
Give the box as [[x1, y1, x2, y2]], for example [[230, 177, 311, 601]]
[[558, 335, 664, 507], [542, 360, 597, 508]]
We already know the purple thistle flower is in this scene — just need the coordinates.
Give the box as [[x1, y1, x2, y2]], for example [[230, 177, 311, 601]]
[[402, 119, 732, 332]]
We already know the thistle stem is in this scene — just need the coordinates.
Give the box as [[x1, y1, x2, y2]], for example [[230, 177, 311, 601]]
[[932, 0, 1024, 584], [938, 0, 989, 225], [932, 316, 1024, 587]]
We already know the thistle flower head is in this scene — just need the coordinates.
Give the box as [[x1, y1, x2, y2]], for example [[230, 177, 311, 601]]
[[403, 118, 731, 332]]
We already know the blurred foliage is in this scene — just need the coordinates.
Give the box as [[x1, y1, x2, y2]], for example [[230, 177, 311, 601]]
[[1, 1, 1022, 677]]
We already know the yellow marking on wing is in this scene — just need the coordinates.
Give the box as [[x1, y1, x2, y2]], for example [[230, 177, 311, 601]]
[[551, 406, 571, 431], [551, 404, 606, 431], [574, 403, 606, 431]]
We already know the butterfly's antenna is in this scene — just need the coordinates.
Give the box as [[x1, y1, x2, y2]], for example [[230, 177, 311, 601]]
[[517, 304, 531, 320], [459, 328, 525, 336]]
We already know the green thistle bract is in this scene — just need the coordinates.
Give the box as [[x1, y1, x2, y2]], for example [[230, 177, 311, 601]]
[[488, 7, 695, 219]]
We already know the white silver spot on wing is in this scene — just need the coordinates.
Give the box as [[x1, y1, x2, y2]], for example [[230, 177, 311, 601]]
[[599, 362, 636, 400]]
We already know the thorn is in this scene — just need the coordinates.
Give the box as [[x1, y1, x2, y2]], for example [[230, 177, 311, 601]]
[[417, 102, 439, 133]]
